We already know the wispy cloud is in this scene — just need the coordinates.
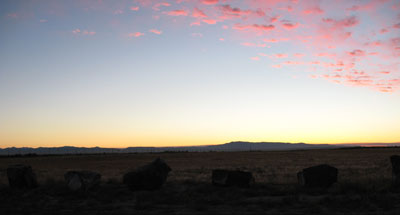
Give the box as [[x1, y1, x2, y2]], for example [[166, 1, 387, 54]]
[[165, 10, 188, 16], [129, 32, 144, 37], [149, 29, 162, 34], [130, 6, 140, 11], [72, 29, 96, 36], [201, 0, 218, 5]]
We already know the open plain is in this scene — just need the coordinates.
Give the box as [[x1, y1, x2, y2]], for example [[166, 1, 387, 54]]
[[1, 147, 400, 214]]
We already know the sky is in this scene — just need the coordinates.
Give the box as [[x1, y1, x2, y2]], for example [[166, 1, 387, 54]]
[[0, 0, 400, 148]]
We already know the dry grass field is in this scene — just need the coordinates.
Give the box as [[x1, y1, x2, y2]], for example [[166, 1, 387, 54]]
[[1, 147, 400, 214]]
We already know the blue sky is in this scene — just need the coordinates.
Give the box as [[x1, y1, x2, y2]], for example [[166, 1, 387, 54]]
[[1, 0, 400, 147]]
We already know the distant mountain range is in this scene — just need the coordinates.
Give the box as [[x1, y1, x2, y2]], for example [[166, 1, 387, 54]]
[[1, 141, 399, 155]]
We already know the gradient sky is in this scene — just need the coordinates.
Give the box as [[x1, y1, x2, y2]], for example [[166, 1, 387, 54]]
[[1, 0, 400, 148]]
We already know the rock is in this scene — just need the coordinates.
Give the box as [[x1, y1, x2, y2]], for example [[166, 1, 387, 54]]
[[64, 170, 101, 191], [390, 155, 400, 185], [297, 164, 338, 188], [123, 158, 171, 191], [212, 169, 254, 187], [7, 164, 38, 189]]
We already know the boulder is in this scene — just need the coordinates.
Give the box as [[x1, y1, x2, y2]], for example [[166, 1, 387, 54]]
[[123, 158, 171, 191], [297, 164, 338, 188], [390, 155, 400, 185], [7, 164, 38, 189], [212, 169, 254, 187], [64, 170, 101, 191]]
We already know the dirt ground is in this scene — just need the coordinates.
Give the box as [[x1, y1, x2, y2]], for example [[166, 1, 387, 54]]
[[1, 147, 400, 214]]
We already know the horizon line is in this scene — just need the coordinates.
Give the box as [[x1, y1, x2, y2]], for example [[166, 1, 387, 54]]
[[2, 141, 400, 150]]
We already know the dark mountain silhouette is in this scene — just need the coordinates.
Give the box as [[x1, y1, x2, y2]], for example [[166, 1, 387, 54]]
[[1, 141, 399, 155]]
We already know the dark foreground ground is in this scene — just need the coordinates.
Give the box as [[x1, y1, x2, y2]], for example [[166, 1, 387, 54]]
[[1, 147, 400, 214]]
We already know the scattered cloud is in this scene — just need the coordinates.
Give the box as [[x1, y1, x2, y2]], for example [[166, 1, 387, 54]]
[[241, 42, 266, 47], [72, 29, 96, 36], [201, 0, 218, 5], [165, 10, 188, 16], [129, 32, 144, 37], [130, 6, 140, 11], [218, 4, 252, 19], [192, 7, 207, 18], [274, 53, 288, 58], [202, 19, 217, 24], [281, 21, 299, 30], [149, 29, 162, 34], [233, 23, 275, 32], [153, 2, 171, 11], [7, 0, 398, 93], [72, 29, 81, 34], [347, 49, 366, 57], [303, 6, 324, 15]]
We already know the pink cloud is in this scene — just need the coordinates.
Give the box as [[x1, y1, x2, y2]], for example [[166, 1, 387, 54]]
[[251, 56, 260, 61], [135, 0, 154, 7], [391, 37, 400, 45], [129, 32, 144, 37], [255, 9, 266, 17], [274, 53, 288, 58], [233, 23, 275, 32], [130, 6, 140, 11], [393, 23, 400, 29], [270, 15, 280, 23], [72, 29, 81, 34], [192, 7, 207, 18], [303, 6, 324, 15], [153, 2, 171, 11], [346, 0, 389, 12], [241, 42, 266, 47], [364, 41, 382, 47], [218, 5, 252, 19], [202, 19, 218, 24], [149, 29, 162, 34], [263, 38, 279, 43], [347, 49, 366, 57], [165, 10, 188, 16], [281, 22, 299, 30], [322, 16, 359, 28], [315, 53, 336, 58], [83, 30, 96, 35], [39, 19, 47, 23], [73, 29, 96, 36], [284, 61, 303, 65], [278, 6, 293, 12], [294, 53, 305, 58], [201, 0, 218, 5], [393, 2, 400, 10], [219, 38, 225, 41], [190, 21, 201, 26], [380, 28, 389, 33]]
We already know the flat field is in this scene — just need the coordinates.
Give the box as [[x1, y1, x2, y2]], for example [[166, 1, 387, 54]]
[[1, 147, 400, 214]]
